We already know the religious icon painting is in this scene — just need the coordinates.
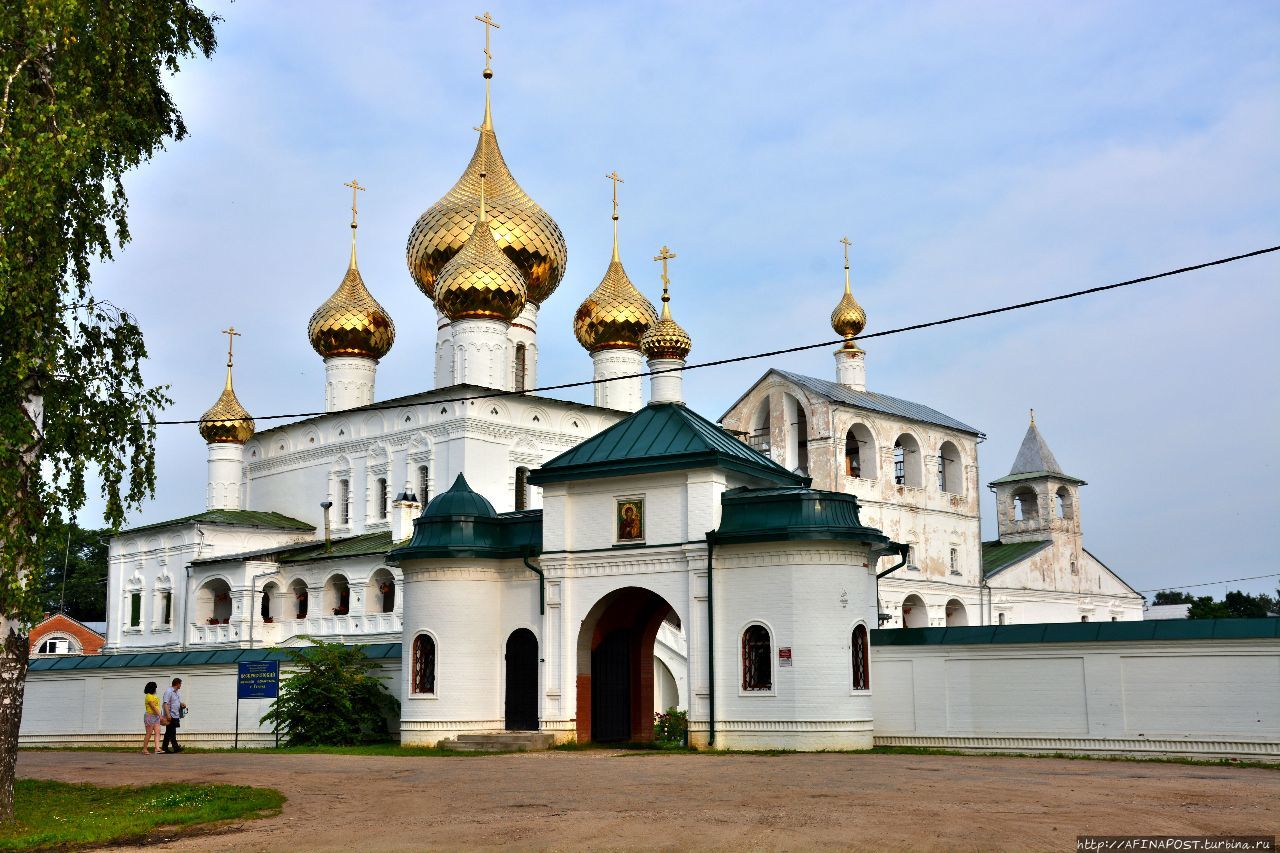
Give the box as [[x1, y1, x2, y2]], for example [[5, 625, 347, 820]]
[[616, 498, 644, 542]]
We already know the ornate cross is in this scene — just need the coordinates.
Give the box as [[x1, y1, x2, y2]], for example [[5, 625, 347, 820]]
[[221, 326, 241, 366], [840, 236, 852, 268], [653, 245, 677, 292], [475, 11, 500, 70], [605, 171, 624, 218], [344, 178, 366, 228]]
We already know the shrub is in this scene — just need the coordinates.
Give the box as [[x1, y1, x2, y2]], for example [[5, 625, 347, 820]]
[[653, 707, 688, 745], [260, 638, 400, 746]]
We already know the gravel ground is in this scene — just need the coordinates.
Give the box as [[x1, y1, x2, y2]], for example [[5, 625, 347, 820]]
[[18, 749, 1279, 851]]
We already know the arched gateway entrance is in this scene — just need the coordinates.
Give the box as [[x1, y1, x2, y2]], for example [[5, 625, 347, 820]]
[[505, 628, 539, 731], [577, 587, 677, 743]]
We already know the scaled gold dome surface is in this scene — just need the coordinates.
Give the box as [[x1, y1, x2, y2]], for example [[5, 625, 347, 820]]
[[574, 259, 658, 353], [640, 300, 692, 361], [434, 212, 528, 323], [308, 261, 396, 360], [407, 126, 567, 306], [198, 369, 254, 444], [831, 273, 867, 348]]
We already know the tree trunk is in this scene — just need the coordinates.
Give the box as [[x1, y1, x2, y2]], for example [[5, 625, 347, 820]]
[[0, 622, 30, 822]]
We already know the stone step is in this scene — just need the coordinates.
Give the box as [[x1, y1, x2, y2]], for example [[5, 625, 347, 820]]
[[439, 732, 554, 752]]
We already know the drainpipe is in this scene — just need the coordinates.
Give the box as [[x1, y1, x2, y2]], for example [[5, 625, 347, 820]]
[[705, 531, 716, 749], [521, 551, 545, 616]]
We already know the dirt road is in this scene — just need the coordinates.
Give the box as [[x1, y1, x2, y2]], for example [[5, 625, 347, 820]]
[[19, 750, 1278, 851]]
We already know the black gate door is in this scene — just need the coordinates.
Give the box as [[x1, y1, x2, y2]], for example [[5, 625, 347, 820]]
[[505, 628, 539, 731], [591, 628, 631, 742]]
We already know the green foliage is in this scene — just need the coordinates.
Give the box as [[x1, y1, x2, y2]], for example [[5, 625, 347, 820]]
[[1152, 590, 1194, 605], [0, 779, 282, 849], [33, 521, 107, 621], [260, 639, 400, 746], [653, 707, 688, 745], [1186, 590, 1278, 620], [0, 0, 217, 625]]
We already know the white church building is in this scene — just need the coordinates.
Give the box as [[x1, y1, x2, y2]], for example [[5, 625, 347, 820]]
[[96, 19, 1146, 750]]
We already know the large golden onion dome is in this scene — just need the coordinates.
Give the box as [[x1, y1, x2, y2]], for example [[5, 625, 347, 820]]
[[434, 173, 528, 323], [199, 333, 254, 444], [406, 73, 567, 305], [640, 246, 692, 361], [308, 211, 395, 360], [830, 240, 867, 351], [573, 189, 658, 352]]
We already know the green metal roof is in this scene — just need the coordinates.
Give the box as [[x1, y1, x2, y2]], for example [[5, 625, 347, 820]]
[[872, 617, 1280, 646], [981, 539, 1052, 577], [388, 476, 542, 562], [28, 643, 404, 672], [278, 531, 393, 563], [123, 510, 314, 535], [715, 487, 890, 547], [529, 402, 804, 487]]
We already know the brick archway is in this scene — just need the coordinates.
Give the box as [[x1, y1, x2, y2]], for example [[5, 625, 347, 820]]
[[575, 587, 675, 744]]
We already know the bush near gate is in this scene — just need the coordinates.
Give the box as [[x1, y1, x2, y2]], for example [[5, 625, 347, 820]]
[[654, 707, 688, 745], [260, 638, 400, 746]]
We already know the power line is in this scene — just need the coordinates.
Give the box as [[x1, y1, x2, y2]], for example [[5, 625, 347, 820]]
[[1140, 572, 1280, 593], [154, 243, 1280, 427]]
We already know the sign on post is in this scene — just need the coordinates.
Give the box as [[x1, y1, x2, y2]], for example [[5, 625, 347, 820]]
[[235, 660, 280, 749]]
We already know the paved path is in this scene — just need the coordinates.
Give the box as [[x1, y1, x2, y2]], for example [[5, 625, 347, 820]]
[[18, 750, 1278, 851]]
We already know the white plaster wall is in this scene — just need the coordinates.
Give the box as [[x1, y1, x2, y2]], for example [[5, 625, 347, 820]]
[[870, 639, 1280, 756]]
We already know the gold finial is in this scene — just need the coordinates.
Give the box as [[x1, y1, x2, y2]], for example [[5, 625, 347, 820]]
[[653, 244, 677, 317], [475, 11, 500, 127], [343, 178, 366, 268], [840, 236, 853, 292], [606, 171, 624, 261], [221, 326, 241, 370], [1030, 408, 1036, 426], [641, 245, 692, 361]]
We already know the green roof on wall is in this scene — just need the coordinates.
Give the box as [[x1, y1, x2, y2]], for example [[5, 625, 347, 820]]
[[871, 618, 1280, 646], [28, 643, 405, 672]]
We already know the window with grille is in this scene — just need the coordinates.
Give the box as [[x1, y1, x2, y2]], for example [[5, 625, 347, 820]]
[[514, 344, 527, 391], [339, 479, 351, 525], [377, 477, 388, 520], [851, 625, 869, 690], [417, 465, 430, 504], [413, 634, 436, 694], [893, 444, 905, 484], [741, 624, 772, 691]]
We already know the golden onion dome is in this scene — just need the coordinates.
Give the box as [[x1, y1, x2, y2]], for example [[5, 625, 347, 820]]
[[308, 224, 395, 360], [573, 191, 658, 352], [434, 173, 528, 323], [640, 246, 692, 361], [199, 360, 254, 445], [830, 245, 867, 351], [406, 76, 567, 305]]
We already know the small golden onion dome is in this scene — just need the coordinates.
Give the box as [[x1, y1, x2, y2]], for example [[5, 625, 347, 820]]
[[434, 190, 527, 323], [830, 257, 867, 351], [308, 236, 395, 360], [406, 82, 567, 305], [640, 299, 692, 361], [198, 364, 254, 445], [574, 256, 658, 353]]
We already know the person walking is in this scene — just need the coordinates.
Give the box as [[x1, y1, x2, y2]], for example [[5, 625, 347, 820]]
[[141, 682, 162, 755], [161, 677, 186, 753]]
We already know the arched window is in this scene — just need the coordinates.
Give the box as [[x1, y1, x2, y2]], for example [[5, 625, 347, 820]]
[[37, 636, 77, 655], [338, 479, 351, 525], [945, 598, 968, 626], [783, 394, 808, 473], [1056, 486, 1073, 520], [998, 612, 1006, 625], [514, 343, 527, 392], [893, 434, 922, 488], [844, 423, 875, 479], [377, 477, 388, 520], [902, 594, 927, 628], [938, 441, 961, 493], [1012, 487, 1038, 522], [748, 403, 771, 455], [325, 575, 350, 616], [417, 465, 430, 504], [290, 580, 309, 619], [412, 634, 436, 694], [260, 585, 272, 621], [851, 625, 869, 690], [515, 466, 530, 511], [741, 624, 772, 691]]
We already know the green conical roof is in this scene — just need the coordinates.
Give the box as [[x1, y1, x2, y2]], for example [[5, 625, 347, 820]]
[[421, 473, 497, 519]]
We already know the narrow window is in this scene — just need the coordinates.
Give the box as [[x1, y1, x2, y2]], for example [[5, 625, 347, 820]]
[[844, 431, 860, 477], [741, 625, 772, 691], [339, 479, 351, 525], [161, 591, 172, 625], [894, 444, 905, 485], [949, 547, 959, 575], [1081, 615, 1089, 622], [417, 465, 430, 504], [998, 612, 1006, 625], [377, 477, 388, 520], [261, 589, 272, 621], [413, 634, 436, 694], [379, 579, 395, 613], [515, 466, 530, 512], [514, 344, 527, 392], [129, 592, 141, 627], [1070, 559, 1077, 575], [851, 625, 870, 690]]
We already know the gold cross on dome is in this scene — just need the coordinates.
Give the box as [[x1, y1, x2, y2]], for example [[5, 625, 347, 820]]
[[344, 178, 366, 228], [840, 236, 852, 268], [475, 11, 500, 70], [221, 326, 241, 366], [605, 171, 624, 218], [653, 245, 677, 291]]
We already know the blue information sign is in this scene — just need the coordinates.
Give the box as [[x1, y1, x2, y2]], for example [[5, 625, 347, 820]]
[[237, 660, 279, 699]]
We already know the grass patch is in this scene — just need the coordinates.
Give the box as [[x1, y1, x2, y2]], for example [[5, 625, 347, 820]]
[[0, 779, 283, 850]]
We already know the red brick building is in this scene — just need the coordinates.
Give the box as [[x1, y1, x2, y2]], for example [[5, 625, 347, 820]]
[[29, 613, 106, 657]]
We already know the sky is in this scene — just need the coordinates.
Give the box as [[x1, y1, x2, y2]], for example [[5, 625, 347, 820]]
[[85, 1, 1280, 599]]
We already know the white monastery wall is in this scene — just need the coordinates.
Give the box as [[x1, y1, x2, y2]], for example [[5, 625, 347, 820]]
[[870, 638, 1280, 756]]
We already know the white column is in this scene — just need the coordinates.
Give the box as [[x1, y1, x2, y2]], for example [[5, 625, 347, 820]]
[[835, 348, 866, 391], [324, 356, 377, 412], [508, 303, 538, 392], [592, 348, 645, 412], [434, 309, 454, 389], [451, 318, 510, 390], [648, 357, 685, 405], [206, 442, 245, 510]]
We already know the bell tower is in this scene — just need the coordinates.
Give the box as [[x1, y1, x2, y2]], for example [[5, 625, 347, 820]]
[[988, 411, 1086, 552]]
